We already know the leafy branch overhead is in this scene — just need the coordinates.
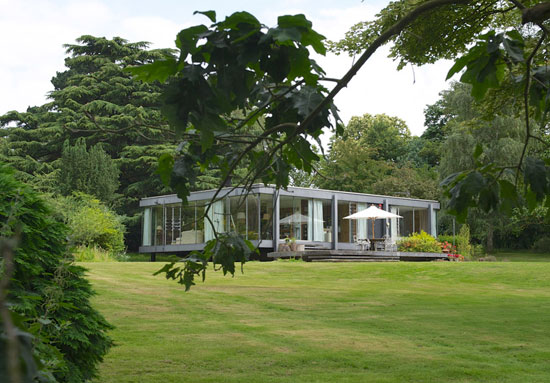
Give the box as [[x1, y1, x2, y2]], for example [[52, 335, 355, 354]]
[[128, 11, 338, 204]]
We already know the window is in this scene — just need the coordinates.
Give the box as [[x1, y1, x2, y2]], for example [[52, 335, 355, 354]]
[[260, 194, 273, 240], [280, 196, 330, 241]]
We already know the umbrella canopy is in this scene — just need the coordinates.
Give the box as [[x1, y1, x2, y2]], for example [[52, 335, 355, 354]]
[[280, 212, 311, 224], [344, 205, 402, 239], [344, 205, 402, 220]]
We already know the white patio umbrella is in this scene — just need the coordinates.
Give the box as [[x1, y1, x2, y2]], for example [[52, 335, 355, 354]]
[[344, 205, 402, 239], [280, 212, 310, 224]]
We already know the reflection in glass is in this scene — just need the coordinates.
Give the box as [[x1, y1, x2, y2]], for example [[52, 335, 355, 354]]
[[153, 206, 164, 245], [229, 196, 247, 236], [260, 194, 273, 240], [247, 195, 259, 240], [142, 207, 152, 246]]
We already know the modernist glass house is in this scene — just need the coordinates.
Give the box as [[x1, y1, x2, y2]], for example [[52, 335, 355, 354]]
[[140, 185, 440, 258]]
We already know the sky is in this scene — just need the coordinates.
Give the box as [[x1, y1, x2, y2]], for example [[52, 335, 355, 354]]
[[0, 0, 454, 136]]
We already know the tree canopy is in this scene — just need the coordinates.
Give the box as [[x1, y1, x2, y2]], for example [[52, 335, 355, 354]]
[[0, 36, 180, 249]]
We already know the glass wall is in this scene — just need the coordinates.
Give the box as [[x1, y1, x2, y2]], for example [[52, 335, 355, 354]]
[[229, 196, 247, 236], [319, 199, 332, 242], [338, 202, 386, 242], [247, 195, 259, 240], [172, 201, 204, 244], [153, 206, 164, 246], [142, 207, 152, 246], [280, 196, 330, 241], [142, 193, 435, 247], [227, 195, 260, 240], [260, 194, 273, 240], [338, 201, 352, 243], [393, 206, 429, 237]]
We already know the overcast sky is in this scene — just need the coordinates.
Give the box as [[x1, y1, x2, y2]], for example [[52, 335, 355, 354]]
[[0, 0, 453, 136]]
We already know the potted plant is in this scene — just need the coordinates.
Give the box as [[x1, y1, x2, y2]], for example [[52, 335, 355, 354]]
[[289, 237, 298, 251], [279, 237, 291, 252]]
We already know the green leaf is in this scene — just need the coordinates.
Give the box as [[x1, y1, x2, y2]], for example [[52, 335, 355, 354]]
[[478, 183, 499, 212], [271, 26, 302, 44], [502, 37, 524, 62], [301, 29, 327, 55], [218, 11, 260, 30], [125, 58, 178, 83], [153, 262, 176, 276], [524, 156, 549, 200], [176, 25, 209, 57], [193, 10, 216, 23], [473, 143, 483, 160], [291, 86, 324, 118], [447, 54, 471, 80], [278, 14, 312, 29], [499, 179, 519, 214], [156, 153, 175, 185]]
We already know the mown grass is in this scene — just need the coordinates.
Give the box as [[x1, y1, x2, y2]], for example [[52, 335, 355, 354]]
[[86, 261, 550, 382], [489, 250, 550, 262]]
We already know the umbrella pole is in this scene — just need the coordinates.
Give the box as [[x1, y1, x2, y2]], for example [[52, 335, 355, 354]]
[[372, 219, 375, 239]]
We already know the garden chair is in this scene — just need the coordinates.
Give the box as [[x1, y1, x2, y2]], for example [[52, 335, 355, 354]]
[[354, 235, 370, 251], [383, 235, 397, 252]]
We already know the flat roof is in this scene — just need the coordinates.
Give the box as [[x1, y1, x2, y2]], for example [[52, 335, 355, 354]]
[[140, 184, 440, 209]]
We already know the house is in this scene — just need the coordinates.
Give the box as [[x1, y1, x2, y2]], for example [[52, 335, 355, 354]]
[[139, 185, 439, 259]]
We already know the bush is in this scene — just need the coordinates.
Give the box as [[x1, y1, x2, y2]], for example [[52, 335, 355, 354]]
[[437, 234, 455, 245], [532, 237, 550, 253], [50, 194, 125, 255], [0, 164, 113, 382], [398, 231, 442, 253], [456, 224, 473, 258]]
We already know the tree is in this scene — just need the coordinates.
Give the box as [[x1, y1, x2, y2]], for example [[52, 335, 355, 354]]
[[0, 36, 179, 249], [314, 113, 438, 199], [0, 164, 113, 382], [431, 81, 539, 250], [57, 139, 120, 203], [340, 114, 411, 163]]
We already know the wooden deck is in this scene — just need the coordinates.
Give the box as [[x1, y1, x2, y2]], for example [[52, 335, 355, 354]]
[[267, 250, 448, 262]]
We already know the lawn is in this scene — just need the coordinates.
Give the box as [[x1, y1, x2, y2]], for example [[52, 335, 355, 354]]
[[86, 260, 550, 382]]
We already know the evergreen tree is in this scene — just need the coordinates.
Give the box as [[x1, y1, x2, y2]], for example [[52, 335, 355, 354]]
[[0, 36, 178, 249], [0, 164, 113, 382], [57, 139, 120, 203]]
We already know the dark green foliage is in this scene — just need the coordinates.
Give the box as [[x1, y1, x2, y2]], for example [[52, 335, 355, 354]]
[[129, 11, 337, 204], [0, 164, 113, 382], [532, 236, 550, 252], [57, 139, 120, 203], [446, 31, 524, 100]]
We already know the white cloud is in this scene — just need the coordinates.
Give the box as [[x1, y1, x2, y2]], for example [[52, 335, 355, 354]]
[[118, 16, 187, 49]]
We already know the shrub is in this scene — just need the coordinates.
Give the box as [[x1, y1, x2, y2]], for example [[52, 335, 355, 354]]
[[398, 231, 442, 253], [0, 164, 113, 382], [437, 234, 455, 245], [456, 224, 473, 258], [50, 194, 125, 255], [532, 237, 550, 253]]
